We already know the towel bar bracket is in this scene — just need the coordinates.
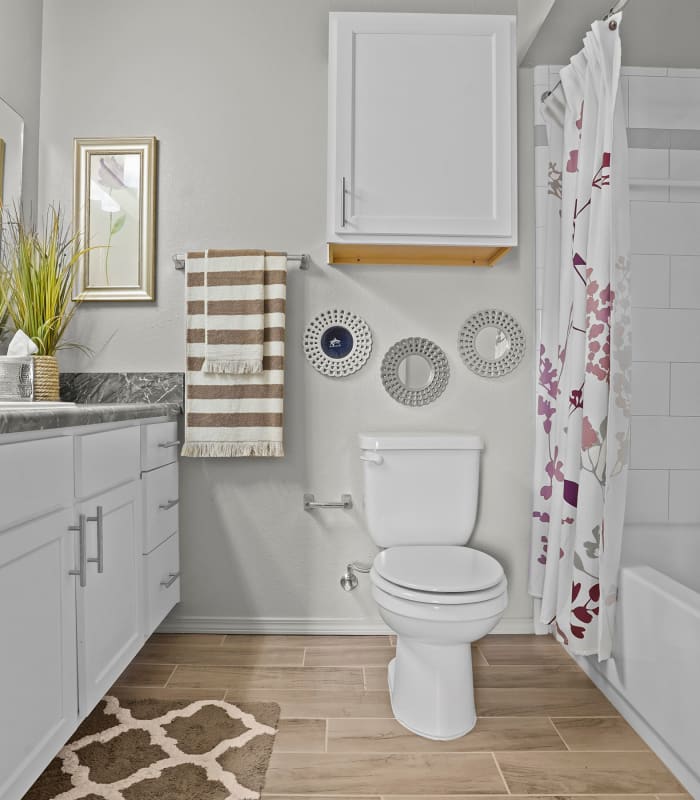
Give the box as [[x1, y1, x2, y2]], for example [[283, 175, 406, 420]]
[[304, 493, 353, 511], [173, 253, 309, 271]]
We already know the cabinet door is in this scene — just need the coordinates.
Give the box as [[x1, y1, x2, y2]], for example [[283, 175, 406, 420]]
[[0, 509, 78, 800], [76, 482, 142, 714], [329, 13, 516, 243]]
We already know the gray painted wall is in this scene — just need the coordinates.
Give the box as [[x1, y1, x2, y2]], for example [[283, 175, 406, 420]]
[[37, 0, 535, 631], [0, 0, 43, 212], [524, 0, 700, 68]]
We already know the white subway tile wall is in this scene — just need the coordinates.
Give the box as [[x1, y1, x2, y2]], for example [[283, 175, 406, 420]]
[[534, 67, 700, 524], [669, 470, 700, 522]]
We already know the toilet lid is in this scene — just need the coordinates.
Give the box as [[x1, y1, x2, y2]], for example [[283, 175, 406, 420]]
[[371, 566, 508, 605], [374, 546, 504, 593]]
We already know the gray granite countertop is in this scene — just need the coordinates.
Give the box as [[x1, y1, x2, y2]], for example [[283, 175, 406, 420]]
[[0, 402, 179, 435]]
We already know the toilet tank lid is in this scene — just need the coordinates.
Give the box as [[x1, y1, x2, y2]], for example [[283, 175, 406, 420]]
[[358, 432, 484, 451]]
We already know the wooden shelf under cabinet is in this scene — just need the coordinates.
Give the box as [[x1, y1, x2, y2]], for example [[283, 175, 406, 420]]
[[327, 243, 511, 267]]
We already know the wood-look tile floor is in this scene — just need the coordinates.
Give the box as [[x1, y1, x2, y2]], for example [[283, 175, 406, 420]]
[[111, 633, 690, 798]]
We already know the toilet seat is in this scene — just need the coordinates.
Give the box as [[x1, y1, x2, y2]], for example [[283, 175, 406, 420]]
[[370, 566, 508, 605], [372, 581, 508, 623], [373, 546, 504, 594]]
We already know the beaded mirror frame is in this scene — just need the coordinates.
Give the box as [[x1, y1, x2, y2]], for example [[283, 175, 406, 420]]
[[381, 337, 450, 406], [458, 309, 525, 378]]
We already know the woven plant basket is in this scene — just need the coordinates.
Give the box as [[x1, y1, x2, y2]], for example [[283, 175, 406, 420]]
[[33, 355, 60, 401]]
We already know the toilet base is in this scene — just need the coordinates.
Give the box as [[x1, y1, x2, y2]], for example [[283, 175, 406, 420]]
[[386, 638, 477, 741]]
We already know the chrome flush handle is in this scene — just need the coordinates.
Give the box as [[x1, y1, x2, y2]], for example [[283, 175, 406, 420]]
[[158, 440, 181, 448], [360, 452, 384, 465]]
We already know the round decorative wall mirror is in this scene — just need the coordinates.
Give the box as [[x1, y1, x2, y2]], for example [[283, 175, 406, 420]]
[[303, 309, 372, 377], [458, 309, 525, 378], [381, 337, 449, 406]]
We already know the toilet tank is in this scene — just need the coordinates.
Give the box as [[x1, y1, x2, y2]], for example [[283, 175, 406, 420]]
[[359, 432, 483, 547]]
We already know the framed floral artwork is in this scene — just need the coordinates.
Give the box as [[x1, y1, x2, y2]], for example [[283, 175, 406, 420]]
[[73, 137, 157, 301]]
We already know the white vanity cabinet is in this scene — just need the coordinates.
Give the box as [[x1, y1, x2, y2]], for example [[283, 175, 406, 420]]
[[327, 12, 517, 264], [0, 414, 180, 800]]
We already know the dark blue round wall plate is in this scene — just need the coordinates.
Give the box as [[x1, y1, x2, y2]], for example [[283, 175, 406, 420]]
[[320, 325, 354, 359]]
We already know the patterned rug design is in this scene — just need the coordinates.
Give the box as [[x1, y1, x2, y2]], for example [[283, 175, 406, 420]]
[[24, 696, 280, 800]]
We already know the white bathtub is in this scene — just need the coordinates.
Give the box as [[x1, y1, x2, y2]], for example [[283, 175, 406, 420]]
[[575, 524, 700, 797]]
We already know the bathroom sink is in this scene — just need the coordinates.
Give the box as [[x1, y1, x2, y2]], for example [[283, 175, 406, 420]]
[[0, 401, 76, 409]]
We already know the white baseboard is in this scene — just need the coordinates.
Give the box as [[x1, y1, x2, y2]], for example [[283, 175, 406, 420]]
[[158, 615, 535, 636], [573, 654, 698, 798]]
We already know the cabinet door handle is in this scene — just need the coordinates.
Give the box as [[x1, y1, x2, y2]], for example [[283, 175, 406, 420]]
[[68, 514, 88, 588], [160, 571, 181, 588], [341, 177, 348, 227], [159, 498, 179, 511], [87, 505, 104, 573], [158, 440, 181, 448]]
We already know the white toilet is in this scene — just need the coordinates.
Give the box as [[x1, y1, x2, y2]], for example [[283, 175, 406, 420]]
[[359, 432, 507, 741]]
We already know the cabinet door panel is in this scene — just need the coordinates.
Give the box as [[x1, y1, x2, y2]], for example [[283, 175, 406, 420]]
[[330, 13, 516, 242], [0, 436, 73, 532], [143, 531, 180, 637], [142, 461, 179, 554], [0, 509, 78, 800], [77, 482, 142, 714], [75, 425, 140, 499]]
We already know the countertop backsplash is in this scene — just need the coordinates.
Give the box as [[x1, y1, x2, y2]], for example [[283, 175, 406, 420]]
[[60, 372, 184, 411]]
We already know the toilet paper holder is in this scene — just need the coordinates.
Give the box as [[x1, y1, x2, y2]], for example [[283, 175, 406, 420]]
[[303, 493, 353, 511]]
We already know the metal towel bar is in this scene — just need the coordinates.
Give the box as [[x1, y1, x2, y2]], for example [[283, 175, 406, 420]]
[[173, 253, 309, 270]]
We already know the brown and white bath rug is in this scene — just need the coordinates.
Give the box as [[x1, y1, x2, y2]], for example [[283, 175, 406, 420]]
[[24, 696, 280, 800]]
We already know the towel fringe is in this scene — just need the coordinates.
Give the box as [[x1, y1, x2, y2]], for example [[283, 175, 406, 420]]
[[181, 441, 284, 458], [203, 358, 263, 375]]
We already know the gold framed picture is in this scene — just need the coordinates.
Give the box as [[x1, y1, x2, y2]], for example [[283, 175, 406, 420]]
[[73, 136, 157, 301]]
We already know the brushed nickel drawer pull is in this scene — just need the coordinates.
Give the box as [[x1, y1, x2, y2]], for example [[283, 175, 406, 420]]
[[68, 515, 88, 588], [159, 498, 179, 511], [160, 571, 180, 588], [341, 177, 348, 227], [158, 440, 181, 448], [87, 505, 104, 573]]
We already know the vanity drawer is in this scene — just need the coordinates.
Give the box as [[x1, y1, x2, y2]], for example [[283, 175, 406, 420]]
[[143, 461, 179, 554], [0, 436, 73, 531], [144, 532, 180, 636], [75, 425, 140, 498], [141, 421, 179, 472]]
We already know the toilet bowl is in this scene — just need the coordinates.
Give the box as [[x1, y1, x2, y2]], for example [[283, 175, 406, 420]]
[[359, 433, 507, 740], [369, 545, 507, 739]]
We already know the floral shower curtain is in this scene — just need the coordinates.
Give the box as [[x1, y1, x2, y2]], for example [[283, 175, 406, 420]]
[[529, 13, 632, 660]]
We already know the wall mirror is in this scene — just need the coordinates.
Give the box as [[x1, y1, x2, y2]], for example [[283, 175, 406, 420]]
[[381, 337, 449, 406], [73, 137, 157, 301], [458, 309, 525, 378], [0, 96, 24, 212]]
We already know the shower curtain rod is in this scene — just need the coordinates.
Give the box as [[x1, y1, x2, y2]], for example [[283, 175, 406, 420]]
[[541, 0, 630, 102]]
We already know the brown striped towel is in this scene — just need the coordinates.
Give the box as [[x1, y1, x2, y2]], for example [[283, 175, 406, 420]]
[[181, 250, 287, 458], [198, 249, 266, 374]]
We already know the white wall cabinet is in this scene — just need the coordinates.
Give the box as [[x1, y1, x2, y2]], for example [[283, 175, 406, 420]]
[[327, 12, 517, 262], [0, 415, 179, 800]]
